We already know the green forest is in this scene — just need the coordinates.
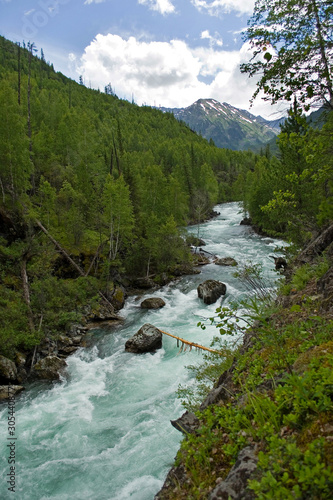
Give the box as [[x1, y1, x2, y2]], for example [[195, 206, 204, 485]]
[[0, 35, 259, 357], [0, 17, 333, 358]]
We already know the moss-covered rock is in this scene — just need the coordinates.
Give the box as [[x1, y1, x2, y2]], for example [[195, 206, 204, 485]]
[[0, 385, 24, 401], [292, 341, 333, 374], [111, 286, 126, 310], [0, 355, 18, 383], [32, 356, 67, 380]]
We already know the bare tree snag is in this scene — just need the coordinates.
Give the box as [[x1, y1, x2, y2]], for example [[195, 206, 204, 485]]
[[35, 219, 118, 314], [21, 253, 35, 332], [35, 219, 85, 277]]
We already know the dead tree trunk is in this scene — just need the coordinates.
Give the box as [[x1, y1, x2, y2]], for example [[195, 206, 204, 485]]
[[35, 219, 118, 315], [35, 219, 85, 277], [21, 253, 35, 332]]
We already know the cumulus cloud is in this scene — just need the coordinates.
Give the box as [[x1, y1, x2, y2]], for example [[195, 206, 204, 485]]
[[77, 34, 280, 118], [138, 0, 175, 15], [191, 0, 255, 16], [84, 0, 105, 4]]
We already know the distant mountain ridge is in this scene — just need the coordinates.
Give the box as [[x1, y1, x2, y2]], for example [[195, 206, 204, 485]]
[[159, 98, 284, 151]]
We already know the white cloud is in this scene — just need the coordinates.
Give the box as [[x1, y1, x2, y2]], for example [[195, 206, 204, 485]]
[[200, 30, 223, 47], [201, 30, 210, 39], [138, 0, 175, 15], [191, 0, 255, 16], [77, 34, 282, 118], [84, 0, 105, 4]]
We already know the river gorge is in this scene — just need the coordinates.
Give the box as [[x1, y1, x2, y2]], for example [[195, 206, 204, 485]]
[[0, 202, 284, 500]]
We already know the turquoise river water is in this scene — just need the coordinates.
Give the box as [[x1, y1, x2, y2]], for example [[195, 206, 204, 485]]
[[0, 202, 284, 500]]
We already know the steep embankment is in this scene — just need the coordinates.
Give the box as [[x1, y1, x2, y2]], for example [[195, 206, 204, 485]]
[[156, 226, 333, 499]]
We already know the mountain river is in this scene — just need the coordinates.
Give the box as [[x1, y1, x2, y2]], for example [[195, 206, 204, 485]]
[[0, 202, 285, 500]]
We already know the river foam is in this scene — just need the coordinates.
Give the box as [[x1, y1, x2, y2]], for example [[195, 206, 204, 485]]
[[0, 203, 285, 500]]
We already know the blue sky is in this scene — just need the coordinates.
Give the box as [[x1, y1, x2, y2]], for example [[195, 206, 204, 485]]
[[0, 0, 286, 119]]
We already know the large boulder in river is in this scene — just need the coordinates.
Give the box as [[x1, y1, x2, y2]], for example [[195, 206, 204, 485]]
[[140, 297, 166, 309], [215, 257, 238, 267], [125, 323, 162, 353], [197, 280, 227, 305], [32, 356, 67, 380], [0, 355, 18, 383]]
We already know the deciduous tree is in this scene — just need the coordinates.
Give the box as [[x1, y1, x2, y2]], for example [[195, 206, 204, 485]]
[[241, 0, 333, 110]]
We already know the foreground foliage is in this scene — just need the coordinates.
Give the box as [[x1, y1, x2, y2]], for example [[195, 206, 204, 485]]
[[164, 255, 333, 499]]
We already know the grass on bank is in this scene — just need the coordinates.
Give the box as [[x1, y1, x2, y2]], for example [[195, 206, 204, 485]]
[[169, 258, 333, 499]]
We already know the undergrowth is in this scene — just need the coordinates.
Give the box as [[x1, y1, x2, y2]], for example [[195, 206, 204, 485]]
[[165, 257, 333, 500]]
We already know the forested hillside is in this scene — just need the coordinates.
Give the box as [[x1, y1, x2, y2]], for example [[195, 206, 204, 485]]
[[241, 101, 333, 246], [0, 35, 259, 358]]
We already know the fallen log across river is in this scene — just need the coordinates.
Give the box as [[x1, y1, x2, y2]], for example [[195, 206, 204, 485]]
[[159, 329, 224, 355]]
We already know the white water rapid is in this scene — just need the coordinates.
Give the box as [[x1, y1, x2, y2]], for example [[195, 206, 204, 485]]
[[0, 202, 284, 500]]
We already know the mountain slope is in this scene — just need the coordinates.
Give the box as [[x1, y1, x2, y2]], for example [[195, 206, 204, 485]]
[[160, 98, 282, 151], [0, 35, 262, 358]]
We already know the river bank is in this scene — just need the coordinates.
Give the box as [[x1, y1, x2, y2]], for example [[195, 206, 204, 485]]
[[0, 202, 287, 499], [155, 222, 333, 499], [0, 206, 225, 398], [0, 242, 213, 399]]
